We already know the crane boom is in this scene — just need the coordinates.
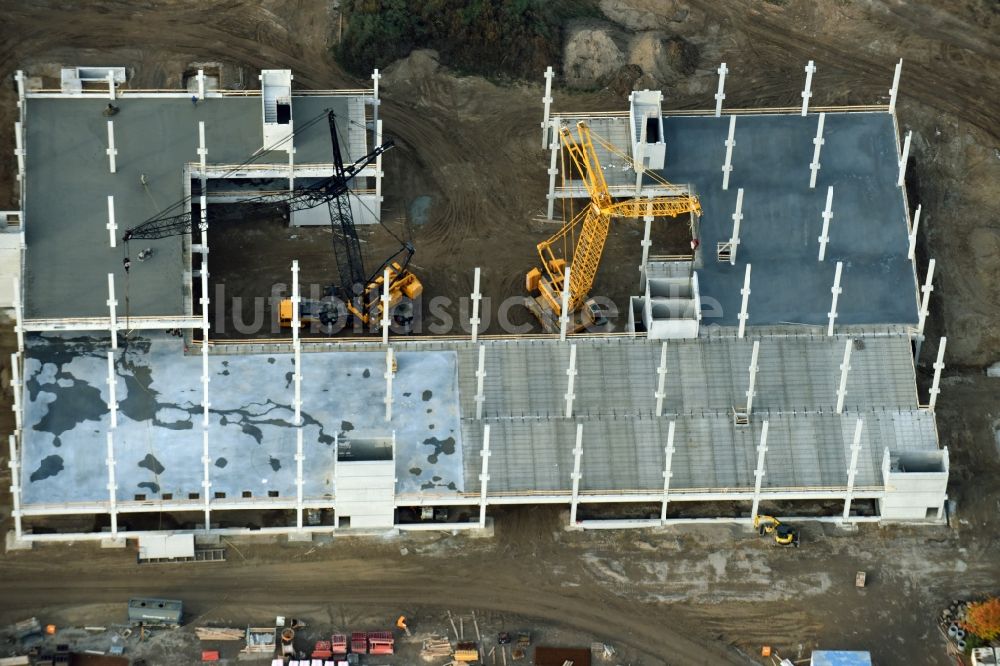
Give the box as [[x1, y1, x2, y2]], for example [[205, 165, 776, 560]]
[[326, 110, 367, 294], [526, 120, 702, 329], [121, 130, 392, 242]]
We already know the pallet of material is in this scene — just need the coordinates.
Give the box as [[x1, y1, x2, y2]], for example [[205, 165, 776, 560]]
[[195, 627, 245, 641], [421, 636, 453, 658], [455, 641, 479, 662]]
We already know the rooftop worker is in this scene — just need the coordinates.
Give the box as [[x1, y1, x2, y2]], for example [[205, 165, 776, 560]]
[[137, 248, 153, 261], [103, 102, 119, 116], [191, 95, 198, 106], [122, 257, 131, 273]]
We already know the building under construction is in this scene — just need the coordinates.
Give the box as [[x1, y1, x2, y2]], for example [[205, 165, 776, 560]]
[[4, 61, 948, 549]]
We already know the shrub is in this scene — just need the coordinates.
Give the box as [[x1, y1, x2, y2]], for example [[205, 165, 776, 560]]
[[963, 597, 1000, 642], [336, 0, 598, 79]]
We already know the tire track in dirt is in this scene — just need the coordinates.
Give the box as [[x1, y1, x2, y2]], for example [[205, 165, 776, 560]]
[[686, 0, 1000, 140]]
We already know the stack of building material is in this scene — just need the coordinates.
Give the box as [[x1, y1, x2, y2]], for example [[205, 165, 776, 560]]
[[244, 627, 277, 653], [331, 634, 347, 655], [350, 632, 368, 654], [421, 636, 452, 659], [195, 627, 244, 641], [311, 640, 333, 659], [367, 631, 394, 655], [455, 641, 479, 662]]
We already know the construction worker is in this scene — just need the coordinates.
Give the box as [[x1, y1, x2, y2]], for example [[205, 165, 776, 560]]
[[137, 248, 153, 261], [122, 257, 131, 273], [103, 103, 119, 116]]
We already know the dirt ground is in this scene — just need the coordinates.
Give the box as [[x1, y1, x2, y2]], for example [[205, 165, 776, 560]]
[[1, 1, 999, 665]]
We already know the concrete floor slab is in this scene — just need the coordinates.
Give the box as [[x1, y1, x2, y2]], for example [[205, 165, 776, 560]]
[[651, 112, 918, 327], [22, 95, 360, 319], [19, 333, 463, 505]]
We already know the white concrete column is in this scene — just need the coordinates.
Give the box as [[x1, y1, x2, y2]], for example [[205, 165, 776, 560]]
[[888, 59, 903, 114], [107, 71, 116, 100], [809, 112, 826, 188], [541, 66, 554, 148], [106, 196, 117, 248], [559, 265, 572, 341], [659, 421, 676, 524], [198, 121, 207, 183], [10, 353, 22, 433], [738, 264, 751, 338], [917, 258, 935, 337], [105, 432, 118, 535], [384, 346, 394, 421], [474, 344, 487, 420], [639, 198, 653, 277], [470, 267, 482, 343], [907, 204, 922, 261], [197, 68, 206, 100], [14, 121, 25, 184], [746, 340, 760, 417], [835, 338, 853, 414], [654, 341, 668, 417], [381, 267, 391, 344], [564, 344, 577, 419], [928, 337, 946, 410], [569, 423, 583, 526], [288, 146, 295, 191], [843, 417, 864, 521], [897, 130, 912, 187], [200, 242, 211, 427], [546, 121, 559, 220], [295, 428, 305, 530], [107, 273, 118, 350], [750, 420, 770, 520], [14, 70, 25, 110], [12, 278, 23, 352], [106, 352, 118, 430], [201, 430, 211, 530], [827, 261, 843, 336], [291, 261, 302, 425], [721, 116, 736, 190], [728, 187, 744, 265], [818, 186, 834, 261], [371, 68, 381, 114], [801, 60, 816, 116], [106, 120, 117, 173], [478, 424, 491, 528], [8, 435, 23, 539], [715, 63, 728, 117], [374, 119, 384, 206]]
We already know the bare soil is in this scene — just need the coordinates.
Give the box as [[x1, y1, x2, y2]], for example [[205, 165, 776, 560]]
[[1, 1, 999, 665]]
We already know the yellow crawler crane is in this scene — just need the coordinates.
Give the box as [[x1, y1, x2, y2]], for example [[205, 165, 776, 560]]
[[525, 121, 702, 332]]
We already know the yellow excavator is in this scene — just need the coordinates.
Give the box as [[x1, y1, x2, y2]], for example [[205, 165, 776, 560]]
[[525, 120, 702, 332], [753, 515, 800, 547], [277, 112, 422, 333]]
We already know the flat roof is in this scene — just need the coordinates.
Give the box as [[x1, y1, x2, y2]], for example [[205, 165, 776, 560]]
[[18, 332, 935, 507], [20, 333, 462, 505], [22, 94, 364, 319], [462, 409, 936, 494], [555, 111, 919, 327]]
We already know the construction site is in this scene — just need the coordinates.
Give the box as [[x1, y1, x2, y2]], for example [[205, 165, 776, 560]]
[[1, 1, 999, 665]]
